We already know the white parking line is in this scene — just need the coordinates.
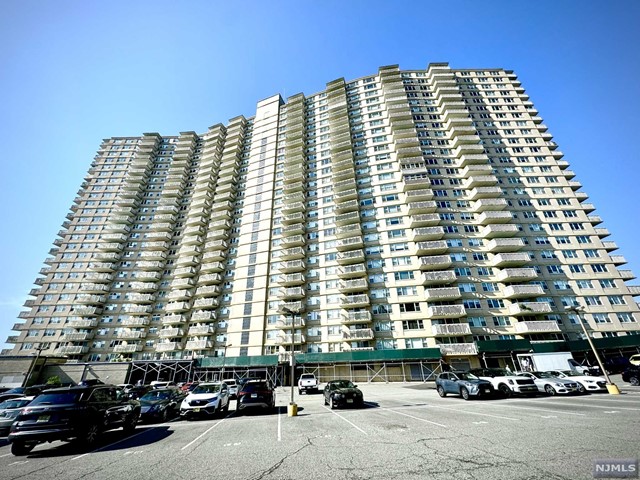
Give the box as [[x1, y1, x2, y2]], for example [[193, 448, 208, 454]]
[[277, 408, 282, 442], [323, 407, 368, 434], [529, 401, 640, 412], [386, 409, 448, 428], [72, 426, 162, 461], [485, 404, 586, 416], [425, 404, 520, 421], [181, 414, 231, 450]]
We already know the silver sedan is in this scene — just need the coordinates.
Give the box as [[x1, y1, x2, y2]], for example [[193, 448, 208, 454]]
[[517, 371, 579, 395]]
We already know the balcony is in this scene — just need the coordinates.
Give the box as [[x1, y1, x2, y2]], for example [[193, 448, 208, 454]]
[[186, 340, 213, 350], [419, 255, 452, 271], [282, 212, 305, 225], [191, 311, 217, 321], [424, 287, 461, 301], [456, 154, 488, 168], [55, 346, 89, 355], [170, 278, 194, 289], [282, 235, 306, 248], [159, 328, 184, 338], [188, 325, 215, 335], [427, 305, 466, 319], [338, 264, 367, 278], [136, 261, 164, 270], [496, 268, 538, 282], [415, 240, 448, 255], [403, 177, 431, 191], [422, 270, 457, 285], [276, 333, 305, 345], [503, 285, 545, 299], [471, 198, 508, 212], [68, 319, 98, 328], [280, 247, 306, 260], [491, 253, 530, 268], [60, 332, 94, 341], [194, 285, 221, 297], [477, 211, 513, 224], [514, 320, 561, 334], [336, 236, 364, 251], [199, 273, 223, 285], [165, 302, 190, 312], [76, 294, 106, 304], [279, 260, 306, 273], [340, 294, 370, 308], [336, 224, 362, 239], [193, 297, 219, 309], [407, 201, 438, 215], [335, 211, 360, 226], [481, 224, 520, 239], [73, 306, 102, 316], [405, 189, 434, 201], [619, 270, 636, 280], [463, 175, 498, 189], [338, 278, 368, 293], [337, 249, 365, 265], [127, 293, 155, 303], [121, 305, 152, 314], [409, 214, 440, 228], [343, 328, 374, 340], [486, 238, 525, 252], [509, 302, 553, 316], [115, 330, 147, 340], [411, 226, 445, 242], [161, 314, 187, 325], [156, 342, 183, 352], [341, 311, 372, 324], [468, 186, 503, 200], [432, 323, 471, 336], [118, 317, 150, 327], [438, 343, 478, 356], [199, 262, 224, 274], [281, 286, 306, 299]]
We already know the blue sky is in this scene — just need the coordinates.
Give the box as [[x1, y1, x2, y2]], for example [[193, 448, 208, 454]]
[[1, 0, 639, 350]]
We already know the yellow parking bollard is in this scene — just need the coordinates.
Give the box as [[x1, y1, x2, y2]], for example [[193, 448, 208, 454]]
[[606, 383, 621, 395], [287, 402, 298, 417]]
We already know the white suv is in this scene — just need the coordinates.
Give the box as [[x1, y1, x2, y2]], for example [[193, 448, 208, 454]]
[[468, 368, 538, 397], [180, 382, 230, 418]]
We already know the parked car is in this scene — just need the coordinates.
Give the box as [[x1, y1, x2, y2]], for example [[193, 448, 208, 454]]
[[139, 388, 185, 422], [298, 373, 319, 395], [180, 382, 230, 418], [180, 382, 199, 393], [236, 380, 276, 414], [7, 384, 140, 456], [150, 381, 177, 389], [435, 371, 494, 400], [127, 385, 152, 400], [323, 380, 364, 409], [602, 357, 631, 375], [237, 377, 264, 390], [468, 368, 538, 397], [629, 354, 640, 367], [0, 386, 47, 402], [0, 397, 34, 437], [222, 379, 238, 399], [545, 370, 607, 393], [517, 371, 579, 395], [621, 366, 640, 386]]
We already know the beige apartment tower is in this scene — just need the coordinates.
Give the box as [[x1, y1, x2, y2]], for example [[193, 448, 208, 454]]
[[7, 63, 640, 380]]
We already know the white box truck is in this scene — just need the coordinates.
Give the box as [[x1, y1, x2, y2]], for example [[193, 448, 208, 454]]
[[516, 352, 592, 374]]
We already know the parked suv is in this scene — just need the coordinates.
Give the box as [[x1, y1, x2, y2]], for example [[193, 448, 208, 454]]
[[622, 365, 640, 386], [468, 368, 538, 397], [7, 385, 140, 456], [435, 371, 494, 400], [236, 381, 275, 414]]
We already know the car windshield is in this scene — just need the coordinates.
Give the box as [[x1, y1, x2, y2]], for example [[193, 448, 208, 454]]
[[0, 398, 31, 409], [456, 372, 480, 381], [222, 380, 236, 386], [193, 384, 221, 394], [141, 390, 173, 401], [332, 380, 355, 389], [559, 371, 582, 377], [29, 392, 82, 406], [532, 372, 554, 379]]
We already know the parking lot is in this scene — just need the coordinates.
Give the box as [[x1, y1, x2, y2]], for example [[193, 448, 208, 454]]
[[1, 375, 638, 480]]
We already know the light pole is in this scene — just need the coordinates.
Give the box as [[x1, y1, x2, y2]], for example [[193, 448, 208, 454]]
[[280, 305, 298, 416], [565, 304, 619, 394], [222, 343, 232, 380], [24, 343, 45, 387]]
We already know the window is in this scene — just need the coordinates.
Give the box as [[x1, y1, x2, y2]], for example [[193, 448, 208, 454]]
[[399, 303, 421, 313], [463, 299, 481, 309]]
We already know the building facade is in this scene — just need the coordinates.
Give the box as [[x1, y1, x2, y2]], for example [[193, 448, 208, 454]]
[[7, 63, 640, 377]]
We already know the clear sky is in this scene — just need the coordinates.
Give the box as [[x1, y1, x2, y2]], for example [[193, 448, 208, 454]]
[[1, 0, 639, 350]]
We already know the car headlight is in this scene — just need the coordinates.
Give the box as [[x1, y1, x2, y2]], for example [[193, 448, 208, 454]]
[[554, 383, 564, 387], [507, 379, 514, 385], [334, 393, 344, 398], [584, 380, 596, 384]]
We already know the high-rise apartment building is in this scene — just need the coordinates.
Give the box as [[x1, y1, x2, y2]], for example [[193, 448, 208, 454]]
[[7, 63, 640, 379]]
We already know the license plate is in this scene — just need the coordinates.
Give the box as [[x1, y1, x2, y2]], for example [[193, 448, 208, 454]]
[[346, 399, 354, 403], [193, 408, 200, 412], [37, 415, 50, 423], [251, 393, 257, 398]]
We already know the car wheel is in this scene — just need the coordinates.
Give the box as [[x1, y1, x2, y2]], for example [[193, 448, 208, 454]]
[[161, 409, 169, 423], [460, 387, 470, 401], [629, 376, 639, 386], [577, 383, 586, 394], [329, 396, 337, 409], [123, 412, 139, 433], [11, 441, 35, 456], [298, 389, 302, 395], [223, 399, 229, 412], [323, 395, 328, 406], [82, 422, 100, 448], [544, 384, 556, 396], [498, 384, 512, 398], [436, 385, 446, 398]]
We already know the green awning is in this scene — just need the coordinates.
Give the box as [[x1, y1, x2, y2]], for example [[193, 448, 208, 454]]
[[296, 348, 441, 364], [197, 355, 279, 368], [476, 339, 532, 353]]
